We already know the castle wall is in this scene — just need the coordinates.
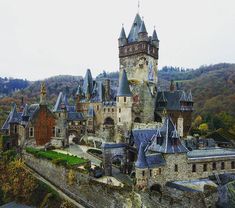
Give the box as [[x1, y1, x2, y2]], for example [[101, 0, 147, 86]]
[[136, 153, 235, 187]]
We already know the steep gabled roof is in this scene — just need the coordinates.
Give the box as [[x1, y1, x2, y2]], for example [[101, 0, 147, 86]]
[[117, 70, 132, 97]]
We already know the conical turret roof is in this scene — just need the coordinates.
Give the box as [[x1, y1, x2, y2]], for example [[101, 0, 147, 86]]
[[83, 69, 93, 95], [117, 70, 132, 97], [139, 20, 147, 34], [128, 13, 142, 43], [119, 26, 127, 39], [152, 29, 159, 41]]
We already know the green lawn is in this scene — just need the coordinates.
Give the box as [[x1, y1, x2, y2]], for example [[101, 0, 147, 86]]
[[26, 147, 88, 166]]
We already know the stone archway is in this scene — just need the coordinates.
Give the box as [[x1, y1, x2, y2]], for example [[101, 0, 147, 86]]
[[68, 129, 80, 144], [104, 117, 114, 125]]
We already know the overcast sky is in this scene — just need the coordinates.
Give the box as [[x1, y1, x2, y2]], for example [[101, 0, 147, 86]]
[[0, 0, 234, 80]]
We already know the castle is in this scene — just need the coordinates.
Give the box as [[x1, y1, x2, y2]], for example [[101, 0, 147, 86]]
[[2, 11, 235, 189]]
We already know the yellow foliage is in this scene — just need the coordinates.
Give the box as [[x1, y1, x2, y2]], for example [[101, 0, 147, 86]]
[[199, 123, 209, 132], [67, 169, 76, 186]]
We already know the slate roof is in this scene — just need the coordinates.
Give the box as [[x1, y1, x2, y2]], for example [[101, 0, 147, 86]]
[[139, 20, 147, 33], [187, 148, 235, 160], [152, 29, 159, 41], [1, 103, 39, 130], [128, 13, 142, 43], [117, 69, 132, 97], [101, 143, 126, 149], [156, 90, 193, 111], [83, 69, 93, 95], [67, 112, 84, 121], [119, 26, 127, 39], [132, 117, 189, 154], [53, 92, 76, 112], [87, 105, 95, 118]]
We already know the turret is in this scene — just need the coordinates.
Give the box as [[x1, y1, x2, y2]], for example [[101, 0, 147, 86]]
[[117, 70, 133, 130], [138, 20, 148, 42], [40, 82, 47, 105], [118, 26, 127, 47], [83, 69, 93, 101], [152, 28, 159, 48]]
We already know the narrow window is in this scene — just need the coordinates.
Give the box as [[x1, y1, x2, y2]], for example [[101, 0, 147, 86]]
[[150, 169, 152, 177], [159, 168, 161, 175], [142, 171, 145, 177], [29, 127, 34, 137], [97, 105, 99, 111], [174, 164, 178, 172], [212, 162, 216, 170], [119, 108, 121, 113], [192, 164, 196, 172], [14, 125, 17, 134], [104, 108, 106, 112], [119, 117, 121, 122], [52, 127, 55, 137], [58, 113, 60, 117], [203, 164, 207, 172], [231, 161, 235, 169], [108, 108, 110, 112], [124, 97, 126, 102], [221, 162, 225, 170]]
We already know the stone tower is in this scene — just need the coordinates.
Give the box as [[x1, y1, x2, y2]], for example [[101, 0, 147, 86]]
[[116, 69, 133, 131], [118, 13, 159, 123]]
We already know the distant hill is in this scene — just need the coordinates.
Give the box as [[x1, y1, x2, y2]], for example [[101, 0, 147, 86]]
[[0, 64, 235, 132], [0, 77, 29, 97]]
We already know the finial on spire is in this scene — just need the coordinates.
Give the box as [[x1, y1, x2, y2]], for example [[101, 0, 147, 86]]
[[154, 25, 156, 30], [138, 0, 140, 13], [40, 81, 47, 105]]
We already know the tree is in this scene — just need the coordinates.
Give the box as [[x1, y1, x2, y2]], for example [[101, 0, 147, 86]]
[[199, 123, 209, 134]]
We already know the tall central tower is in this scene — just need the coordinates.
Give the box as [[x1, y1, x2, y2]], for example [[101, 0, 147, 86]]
[[118, 13, 160, 123]]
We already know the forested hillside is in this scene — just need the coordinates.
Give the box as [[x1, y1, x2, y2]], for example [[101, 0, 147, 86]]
[[158, 63, 235, 133], [0, 64, 234, 134]]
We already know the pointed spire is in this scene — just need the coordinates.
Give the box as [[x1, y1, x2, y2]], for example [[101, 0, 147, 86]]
[[135, 141, 148, 168], [152, 28, 158, 41], [40, 81, 47, 105], [117, 69, 132, 97], [139, 20, 147, 34], [180, 91, 187, 102], [128, 13, 142, 43], [22, 104, 29, 117], [9, 103, 18, 123], [76, 85, 83, 97], [188, 90, 193, 102], [158, 91, 167, 103], [83, 69, 93, 100], [119, 25, 127, 39]]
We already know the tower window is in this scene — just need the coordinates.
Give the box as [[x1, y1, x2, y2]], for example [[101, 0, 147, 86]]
[[14, 125, 17, 134], [231, 161, 235, 169], [119, 108, 121, 113], [29, 127, 34, 137], [203, 164, 207, 172], [212, 162, 217, 170], [192, 164, 196, 172], [150, 169, 152, 177], [108, 108, 110, 112], [221, 162, 225, 170], [52, 127, 55, 137], [124, 97, 126, 102], [119, 117, 121, 122], [97, 105, 99, 111], [112, 108, 114, 112], [174, 164, 178, 172], [159, 168, 161, 175], [142, 171, 145, 177], [104, 108, 106, 112]]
